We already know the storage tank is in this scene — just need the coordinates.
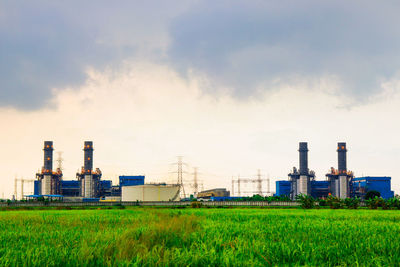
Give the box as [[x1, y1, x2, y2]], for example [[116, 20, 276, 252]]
[[121, 184, 180, 201]]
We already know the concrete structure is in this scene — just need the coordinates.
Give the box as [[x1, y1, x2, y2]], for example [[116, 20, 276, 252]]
[[326, 142, 353, 199], [76, 141, 102, 198], [36, 141, 63, 195], [288, 142, 315, 199], [121, 184, 180, 201]]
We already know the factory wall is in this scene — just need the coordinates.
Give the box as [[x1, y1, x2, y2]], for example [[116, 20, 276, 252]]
[[352, 177, 394, 199], [121, 184, 180, 201], [34, 179, 115, 197], [61, 181, 80, 197], [34, 180, 41, 195], [310, 181, 329, 198], [275, 181, 291, 197]]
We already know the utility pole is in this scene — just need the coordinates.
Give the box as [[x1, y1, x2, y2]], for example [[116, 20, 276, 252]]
[[14, 178, 35, 200], [21, 179, 24, 200], [237, 175, 241, 196], [257, 169, 262, 195], [231, 176, 234, 197], [193, 167, 199, 196], [14, 176, 17, 200]]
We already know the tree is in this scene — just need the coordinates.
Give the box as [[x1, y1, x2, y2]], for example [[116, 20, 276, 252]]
[[365, 190, 380, 200], [296, 194, 315, 209]]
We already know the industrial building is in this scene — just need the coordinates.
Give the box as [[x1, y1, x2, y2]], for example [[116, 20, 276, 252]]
[[276, 142, 394, 200], [197, 188, 230, 199], [29, 140, 395, 202], [32, 141, 178, 201], [325, 143, 354, 199], [352, 176, 394, 199], [288, 142, 316, 200], [35, 141, 63, 195], [121, 184, 180, 201]]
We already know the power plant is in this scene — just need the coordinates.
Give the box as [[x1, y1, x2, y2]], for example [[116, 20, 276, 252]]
[[76, 141, 102, 198], [288, 142, 315, 200], [36, 141, 63, 195], [12, 140, 394, 202], [31, 141, 180, 202], [326, 143, 354, 199], [276, 142, 394, 199]]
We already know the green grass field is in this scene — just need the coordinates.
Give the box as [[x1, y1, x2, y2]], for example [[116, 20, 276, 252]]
[[0, 207, 399, 266]]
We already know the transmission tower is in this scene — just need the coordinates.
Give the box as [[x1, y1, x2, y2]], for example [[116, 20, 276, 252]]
[[14, 177, 35, 200], [231, 170, 270, 196], [56, 151, 64, 171], [193, 167, 199, 196], [176, 156, 186, 198], [257, 169, 262, 195]]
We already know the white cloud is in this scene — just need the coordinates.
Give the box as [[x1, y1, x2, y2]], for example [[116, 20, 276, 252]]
[[1, 62, 399, 198]]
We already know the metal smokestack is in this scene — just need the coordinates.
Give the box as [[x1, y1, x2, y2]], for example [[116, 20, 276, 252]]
[[337, 142, 347, 174], [43, 141, 53, 172], [84, 141, 93, 173], [299, 142, 309, 175]]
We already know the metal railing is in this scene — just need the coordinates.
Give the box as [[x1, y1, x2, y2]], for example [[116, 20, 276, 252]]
[[0, 201, 301, 207]]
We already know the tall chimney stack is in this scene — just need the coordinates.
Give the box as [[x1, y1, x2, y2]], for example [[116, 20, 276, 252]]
[[43, 141, 53, 172], [299, 142, 309, 175], [337, 142, 347, 174], [84, 141, 93, 173]]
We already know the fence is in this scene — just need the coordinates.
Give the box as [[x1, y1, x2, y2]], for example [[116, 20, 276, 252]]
[[0, 201, 300, 207]]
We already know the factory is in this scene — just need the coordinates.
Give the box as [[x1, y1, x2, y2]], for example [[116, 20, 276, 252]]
[[27, 140, 394, 202], [32, 141, 179, 201], [276, 142, 394, 200]]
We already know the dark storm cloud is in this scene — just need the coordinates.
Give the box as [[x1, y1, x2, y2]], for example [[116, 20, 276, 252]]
[[2, 1, 400, 109], [0, 1, 190, 109], [168, 0, 400, 99]]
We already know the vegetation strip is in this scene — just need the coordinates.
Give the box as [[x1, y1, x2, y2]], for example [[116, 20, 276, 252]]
[[0, 208, 399, 266]]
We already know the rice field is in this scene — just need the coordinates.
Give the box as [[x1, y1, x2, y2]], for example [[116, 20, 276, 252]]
[[0, 207, 399, 266]]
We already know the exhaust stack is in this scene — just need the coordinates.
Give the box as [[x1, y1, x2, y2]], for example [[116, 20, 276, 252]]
[[36, 141, 62, 195], [43, 141, 53, 172], [338, 142, 347, 174], [84, 141, 93, 173], [299, 142, 309, 175], [77, 141, 102, 198], [289, 142, 314, 199]]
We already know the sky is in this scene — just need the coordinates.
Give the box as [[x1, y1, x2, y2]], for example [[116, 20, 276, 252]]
[[1, 1, 400, 198]]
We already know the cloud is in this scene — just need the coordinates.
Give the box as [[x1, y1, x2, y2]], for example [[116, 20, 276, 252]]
[[0, 62, 399, 198], [3, 0, 400, 110], [0, 1, 192, 109], [168, 0, 400, 100]]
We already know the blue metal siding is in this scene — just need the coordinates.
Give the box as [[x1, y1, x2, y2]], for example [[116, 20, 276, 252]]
[[61, 180, 80, 197], [119, 175, 145, 186], [351, 176, 394, 199], [61, 180, 80, 189], [34, 180, 41, 195], [100, 180, 112, 189], [275, 181, 291, 197], [311, 181, 329, 198]]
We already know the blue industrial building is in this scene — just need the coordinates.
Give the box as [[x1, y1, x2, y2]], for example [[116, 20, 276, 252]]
[[34, 176, 144, 198], [275, 180, 330, 198], [310, 181, 330, 198], [119, 175, 145, 187], [352, 176, 394, 199], [276, 176, 394, 199], [275, 181, 291, 197]]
